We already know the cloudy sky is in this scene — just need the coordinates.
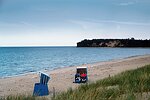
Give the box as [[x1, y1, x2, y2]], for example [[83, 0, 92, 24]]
[[0, 0, 150, 46]]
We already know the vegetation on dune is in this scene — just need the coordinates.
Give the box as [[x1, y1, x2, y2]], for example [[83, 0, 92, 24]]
[[1, 64, 150, 100], [52, 64, 150, 100], [0, 95, 47, 100], [77, 38, 150, 47], [0, 95, 35, 100]]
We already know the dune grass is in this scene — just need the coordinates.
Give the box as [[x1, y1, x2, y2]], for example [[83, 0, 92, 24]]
[[0, 95, 48, 100], [1, 64, 150, 100], [52, 64, 150, 100], [0, 95, 36, 100]]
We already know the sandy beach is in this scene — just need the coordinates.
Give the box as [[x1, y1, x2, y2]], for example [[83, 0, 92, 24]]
[[0, 54, 150, 97]]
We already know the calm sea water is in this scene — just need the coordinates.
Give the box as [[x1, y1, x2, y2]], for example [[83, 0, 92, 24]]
[[0, 47, 150, 78]]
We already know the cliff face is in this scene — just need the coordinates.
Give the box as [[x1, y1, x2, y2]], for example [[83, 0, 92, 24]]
[[77, 39, 150, 47]]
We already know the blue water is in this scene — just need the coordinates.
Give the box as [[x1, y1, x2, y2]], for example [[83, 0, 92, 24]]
[[0, 47, 150, 78]]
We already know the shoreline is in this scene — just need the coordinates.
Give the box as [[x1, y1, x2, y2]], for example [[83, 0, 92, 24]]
[[1, 54, 149, 79], [0, 54, 150, 97]]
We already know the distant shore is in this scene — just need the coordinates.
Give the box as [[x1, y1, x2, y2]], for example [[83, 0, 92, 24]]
[[77, 38, 150, 47], [0, 54, 150, 97]]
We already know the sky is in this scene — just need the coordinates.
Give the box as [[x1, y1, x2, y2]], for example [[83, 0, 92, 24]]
[[0, 0, 150, 46]]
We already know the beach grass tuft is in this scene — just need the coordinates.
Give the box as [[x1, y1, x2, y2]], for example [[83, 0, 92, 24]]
[[0, 95, 48, 100]]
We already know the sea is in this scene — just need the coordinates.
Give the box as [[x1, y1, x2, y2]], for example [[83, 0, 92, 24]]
[[0, 47, 150, 78]]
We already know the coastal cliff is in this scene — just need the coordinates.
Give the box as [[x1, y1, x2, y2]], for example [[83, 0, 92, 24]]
[[77, 38, 150, 47]]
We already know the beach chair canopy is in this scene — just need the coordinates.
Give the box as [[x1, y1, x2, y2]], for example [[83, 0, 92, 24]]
[[39, 72, 50, 85], [76, 67, 87, 74]]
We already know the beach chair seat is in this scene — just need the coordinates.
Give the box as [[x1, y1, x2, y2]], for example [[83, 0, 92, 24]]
[[75, 73, 81, 83], [33, 72, 50, 96], [33, 83, 49, 96], [81, 76, 88, 83]]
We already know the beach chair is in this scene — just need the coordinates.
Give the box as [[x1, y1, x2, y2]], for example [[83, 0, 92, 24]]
[[74, 67, 88, 83], [33, 72, 50, 96]]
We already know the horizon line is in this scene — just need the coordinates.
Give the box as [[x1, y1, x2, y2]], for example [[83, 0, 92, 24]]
[[0, 45, 76, 47]]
